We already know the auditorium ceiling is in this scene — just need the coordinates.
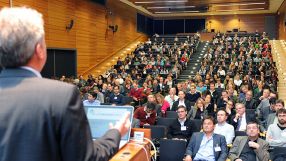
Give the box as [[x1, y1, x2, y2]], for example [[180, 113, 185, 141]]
[[120, 0, 284, 17]]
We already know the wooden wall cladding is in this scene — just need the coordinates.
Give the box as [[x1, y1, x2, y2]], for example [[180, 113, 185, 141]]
[[0, 0, 144, 74], [206, 14, 266, 33], [278, 0, 286, 40]]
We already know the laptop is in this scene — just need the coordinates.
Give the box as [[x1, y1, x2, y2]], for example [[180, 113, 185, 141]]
[[84, 105, 134, 149]]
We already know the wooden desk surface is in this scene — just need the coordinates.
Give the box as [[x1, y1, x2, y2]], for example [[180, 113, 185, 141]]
[[110, 140, 151, 161]]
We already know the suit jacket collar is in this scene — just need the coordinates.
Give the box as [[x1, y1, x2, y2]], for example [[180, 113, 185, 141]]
[[0, 68, 37, 78], [237, 136, 249, 157]]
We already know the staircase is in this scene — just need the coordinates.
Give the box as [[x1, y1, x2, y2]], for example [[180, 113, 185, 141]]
[[177, 41, 209, 82]]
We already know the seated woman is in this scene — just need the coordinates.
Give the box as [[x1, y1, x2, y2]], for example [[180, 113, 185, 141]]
[[188, 98, 208, 120], [204, 94, 215, 117], [155, 93, 170, 117]]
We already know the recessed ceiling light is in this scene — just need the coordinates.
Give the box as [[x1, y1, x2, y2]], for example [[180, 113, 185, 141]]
[[135, 1, 188, 4], [155, 11, 172, 14], [155, 10, 199, 14], [240, 8, 265, 11], [147, 6, 195, 9], [217, 8, 264, 12], [214, 2, 266, 7]]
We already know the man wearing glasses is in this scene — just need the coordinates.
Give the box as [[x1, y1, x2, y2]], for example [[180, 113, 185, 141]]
[[168, 105, 194, 141]]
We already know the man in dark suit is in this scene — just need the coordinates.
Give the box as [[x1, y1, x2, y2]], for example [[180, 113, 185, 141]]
[[185, 116, 228, 161], [168, 105, 194, 141], [172, 91, 192, 112], [240, 90, 257, 109], [231, 103, 257, 131], [0, 7, 130, 161]]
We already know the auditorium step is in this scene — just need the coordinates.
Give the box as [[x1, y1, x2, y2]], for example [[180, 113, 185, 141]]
[[177, 41, 209, 82]]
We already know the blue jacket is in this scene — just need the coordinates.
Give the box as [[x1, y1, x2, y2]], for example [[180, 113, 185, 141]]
[[185, 132, 228, 161]]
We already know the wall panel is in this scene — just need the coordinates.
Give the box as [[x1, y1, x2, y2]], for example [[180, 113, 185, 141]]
[[278, 0, 286, 40], [0, 0, 144, 75], [206, 14, 266, 33]]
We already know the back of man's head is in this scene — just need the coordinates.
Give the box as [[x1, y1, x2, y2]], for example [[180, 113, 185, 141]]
[[0, 7, 44, 68]]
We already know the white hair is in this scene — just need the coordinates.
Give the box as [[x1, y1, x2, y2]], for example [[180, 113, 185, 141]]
[[0, 7, 44, 67]]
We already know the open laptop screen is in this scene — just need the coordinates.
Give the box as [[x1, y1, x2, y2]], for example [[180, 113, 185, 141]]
[[83, 105, 134, 141]]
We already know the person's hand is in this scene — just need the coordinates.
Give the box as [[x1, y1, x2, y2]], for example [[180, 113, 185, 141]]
[[109, 112, 131, 137], [185, 155, 192, 161], [133, 97, 138, 101], [235, 159, 242, 161], [267, 134, 272, 140], [235, 113, 240, 120], [248, 141, 260, 149], [161, 110, 165, 114]]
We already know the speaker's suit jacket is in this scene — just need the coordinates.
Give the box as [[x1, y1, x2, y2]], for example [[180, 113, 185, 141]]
[[0, 68, 120, 161], [185, 132, 228, 161]]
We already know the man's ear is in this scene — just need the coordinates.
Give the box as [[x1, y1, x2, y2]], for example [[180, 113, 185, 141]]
[[35, 41, 45, 59]]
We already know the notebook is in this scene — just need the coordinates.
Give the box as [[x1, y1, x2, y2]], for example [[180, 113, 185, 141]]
[[84, 105, 134, 149]]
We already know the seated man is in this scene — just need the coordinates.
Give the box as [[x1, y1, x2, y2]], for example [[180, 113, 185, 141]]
[[185, 116, 228, 161], [229, 122, 270, 161], [109, 85, 124, 105], [257, 97, 276, 130], [168, 105, 194, 141], [133, 102, 156, 127], [172, 91, 192, 112], [83, 93, 100, 106], [240, 90, 257, 109], [165, 87, 179, 108], [214, 109, 235, 145], [231, 103, 257, 131], [266, 99, 285, 129], [266, 108, 286, 147], [129, 81, 144, 106]]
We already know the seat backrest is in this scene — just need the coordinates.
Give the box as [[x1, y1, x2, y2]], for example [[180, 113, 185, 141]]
[[272, 147, 286, 161], [190, 119, 202, 132], [234, 131, 247, 137], [159, 139, 187, 161], [166, 111, 178, 118], [157, 118, 176, 128], [149, 125, 167, 139], [121, 96, 133, 105]]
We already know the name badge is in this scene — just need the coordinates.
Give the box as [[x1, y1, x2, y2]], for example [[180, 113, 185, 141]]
[[181, 126, 187, 131], [215, 146, 221, 152], [114, 97, 117, 99]]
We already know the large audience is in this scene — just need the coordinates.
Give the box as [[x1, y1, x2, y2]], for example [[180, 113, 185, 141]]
[[58, 31, 285, 160]]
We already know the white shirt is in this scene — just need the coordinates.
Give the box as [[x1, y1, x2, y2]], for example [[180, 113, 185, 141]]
[[178, 99, 186, 107], [214, 122, 235, 144], [237, 113, 247, 131], [165, 95, 179, 108], [234, 80, 242, 86]]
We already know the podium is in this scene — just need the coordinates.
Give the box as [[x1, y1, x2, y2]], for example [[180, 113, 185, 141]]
[[110, 128, 152, 161]]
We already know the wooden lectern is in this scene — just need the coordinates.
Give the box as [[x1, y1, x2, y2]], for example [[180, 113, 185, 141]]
[[110, 128, 152, 161]]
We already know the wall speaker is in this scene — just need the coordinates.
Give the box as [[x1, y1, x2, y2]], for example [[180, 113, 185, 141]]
[[109, 25, 118, 33], [66, 20, 74, 31]]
